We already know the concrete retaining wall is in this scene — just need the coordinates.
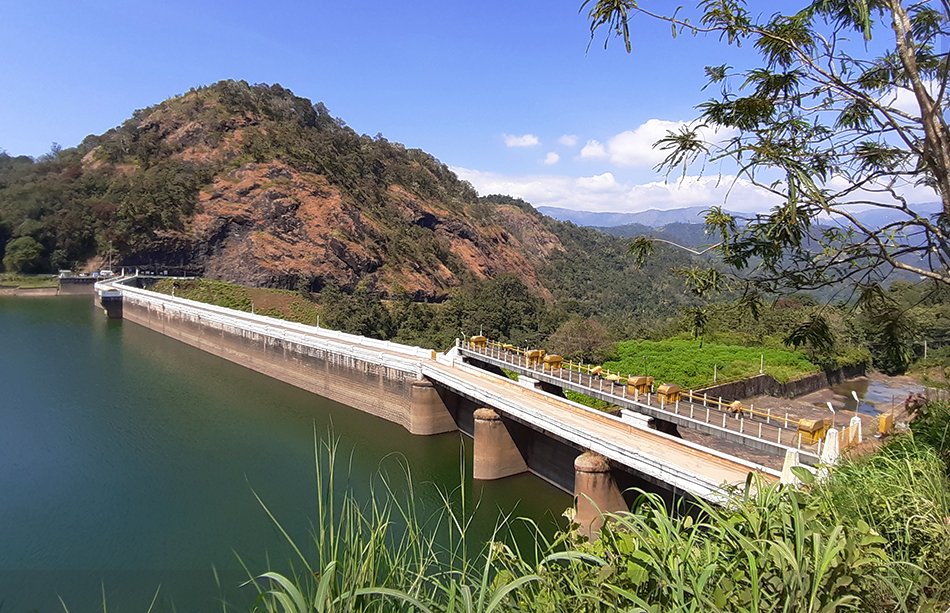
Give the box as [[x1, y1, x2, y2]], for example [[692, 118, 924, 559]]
[[697, 363, 867, 401], [122, 294, 426, 431], [58, 278, 97, 294]]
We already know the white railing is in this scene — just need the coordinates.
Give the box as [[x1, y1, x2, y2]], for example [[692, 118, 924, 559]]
[[104, 277, 426, 376], [460, 341, 822, 462]]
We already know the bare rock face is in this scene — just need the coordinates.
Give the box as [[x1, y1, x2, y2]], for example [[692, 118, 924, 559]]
[[72, 81, 568, 299]]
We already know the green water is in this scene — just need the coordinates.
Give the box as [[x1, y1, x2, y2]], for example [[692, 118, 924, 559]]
[[0, 297, 569, 611]]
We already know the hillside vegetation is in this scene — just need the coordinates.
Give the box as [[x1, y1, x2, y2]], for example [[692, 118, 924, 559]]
[[0, 80, 700, 331]]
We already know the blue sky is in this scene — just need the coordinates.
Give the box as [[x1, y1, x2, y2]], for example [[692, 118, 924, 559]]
[[0, 1, 936, 214]]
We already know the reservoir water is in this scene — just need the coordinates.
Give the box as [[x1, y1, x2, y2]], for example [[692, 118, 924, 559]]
[[0, 296, 569, 611]]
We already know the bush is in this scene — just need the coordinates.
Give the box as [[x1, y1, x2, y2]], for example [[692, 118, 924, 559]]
[[2, 236, 45, 273]]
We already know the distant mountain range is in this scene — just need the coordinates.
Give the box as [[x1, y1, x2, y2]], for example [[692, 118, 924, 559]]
[[536, 205, 717, 228], [538, 202, 943, 231], [597, 222, 713, 249]]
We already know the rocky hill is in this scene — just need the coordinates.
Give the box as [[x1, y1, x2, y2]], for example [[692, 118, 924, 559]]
[[0, 80, 697, 319]]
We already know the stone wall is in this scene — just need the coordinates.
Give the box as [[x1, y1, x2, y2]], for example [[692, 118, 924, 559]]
[[696, 363, 867, 401]]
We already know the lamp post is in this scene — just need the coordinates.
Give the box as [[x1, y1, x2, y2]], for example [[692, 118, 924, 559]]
[[826, 401, 837, 429]]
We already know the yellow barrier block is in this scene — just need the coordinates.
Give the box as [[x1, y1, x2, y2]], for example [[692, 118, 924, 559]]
[[627, 376, 653, 395], [526, 348, 546, 367], [657, 383, 681, 404], [879, 412, 894, 436], [797, 418, 830, 444]]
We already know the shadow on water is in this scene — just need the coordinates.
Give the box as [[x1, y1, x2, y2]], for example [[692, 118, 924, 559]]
[[0, 297, 571, 611]]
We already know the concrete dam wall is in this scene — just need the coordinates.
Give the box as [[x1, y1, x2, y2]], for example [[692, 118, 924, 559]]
[[119, 289, 457, 436]]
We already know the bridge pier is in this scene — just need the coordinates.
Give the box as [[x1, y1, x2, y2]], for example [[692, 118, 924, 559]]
[[408, 378, 457, 435], [99, 296, 123, 319], [574, 451, 628, 538], [473, 408, 528, 480]]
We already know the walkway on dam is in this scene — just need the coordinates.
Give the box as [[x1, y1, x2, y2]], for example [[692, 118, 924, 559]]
[[458, 341, 823, 464], [95, 276, 779, 501]]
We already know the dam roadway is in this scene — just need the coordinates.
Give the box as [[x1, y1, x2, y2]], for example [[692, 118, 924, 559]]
[[95, 275, 779, 524]]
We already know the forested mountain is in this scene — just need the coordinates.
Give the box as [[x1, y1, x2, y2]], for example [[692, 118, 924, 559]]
[[0, 80, 699, 324]]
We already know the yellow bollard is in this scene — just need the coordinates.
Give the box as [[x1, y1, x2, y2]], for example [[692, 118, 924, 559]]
[[879, 412, 894, 436]]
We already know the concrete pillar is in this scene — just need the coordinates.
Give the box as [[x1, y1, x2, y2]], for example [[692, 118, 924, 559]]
[[849, 416, 863, 446], [408, 378, 456, 435], [820, 428, 840, 465], [473, 408, 528, 480], [780, 448, 801, 485], [574, 451, 627, 538], [99, 297, 123, 319]]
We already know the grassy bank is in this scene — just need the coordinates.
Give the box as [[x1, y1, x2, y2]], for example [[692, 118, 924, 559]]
[[0, 273, 58, 289], [151, 278, 322, 326], [602, 339, 820, 389]]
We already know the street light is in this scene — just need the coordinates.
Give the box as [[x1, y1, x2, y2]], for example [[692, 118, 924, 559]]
[[826, 401, 836, 429]]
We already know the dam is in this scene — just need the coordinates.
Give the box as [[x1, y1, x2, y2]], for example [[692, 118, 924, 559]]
[[96, 275, 782, 533]]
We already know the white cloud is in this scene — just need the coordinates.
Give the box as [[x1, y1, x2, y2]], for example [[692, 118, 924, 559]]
[[579, 139, 607, 159], [503, 133, 540, 148], [558, 134, 578, 147], [602, 119, 683, 167], [452, 166, 782, 214], [575, 172, 617, 192], [883, 79, 940, 116], [584, 119, 737, 168], [453, 164, 938, 217], [543, 152, 560, 165]]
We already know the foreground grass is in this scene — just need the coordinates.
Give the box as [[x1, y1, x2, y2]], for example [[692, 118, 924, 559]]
[[233, 405, 950, 612], [602, 339, 820, 389], [152, 278, 322, 326]]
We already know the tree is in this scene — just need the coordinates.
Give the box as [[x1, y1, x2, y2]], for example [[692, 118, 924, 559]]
[[546, 317, 617, 362], [585, 0, 950, 295], [2, 236, 45, 273]]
